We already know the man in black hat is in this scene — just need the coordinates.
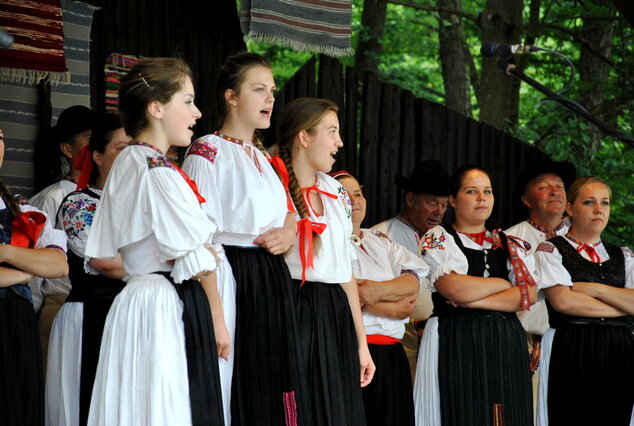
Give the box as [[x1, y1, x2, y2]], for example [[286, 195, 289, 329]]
[[505, 158, 576, 413], [28, 105, 96, 366], [372, 159, 451, 378]]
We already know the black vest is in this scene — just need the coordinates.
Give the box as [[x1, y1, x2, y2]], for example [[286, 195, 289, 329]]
[[546, 235, 627, 327], [432, 227, 509, 317]]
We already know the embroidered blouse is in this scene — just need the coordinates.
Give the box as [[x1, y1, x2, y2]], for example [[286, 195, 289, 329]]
[[418, 225, 535, 291], [182, 133, 288, 246], [534, 236, 634, 290], [84, 143, 219, 283], [285, 172, 357, 283], [352, 229, 429, 338]]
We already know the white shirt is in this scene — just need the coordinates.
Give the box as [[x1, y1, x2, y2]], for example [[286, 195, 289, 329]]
[[535, 237, 634, 290], [372, 217, 421, 255], [372, 216, 434, 320], [182, 134, 288, 246], [420, 225, 535, 291], [352, 229, 429, 338], [285, 172, 356, 283], [28, 179, 76, 308], [505, 220, 569, 335], [85, 143, 219, 283]]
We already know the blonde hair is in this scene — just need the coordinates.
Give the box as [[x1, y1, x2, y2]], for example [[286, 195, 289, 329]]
[[567, 176, 611, 204]]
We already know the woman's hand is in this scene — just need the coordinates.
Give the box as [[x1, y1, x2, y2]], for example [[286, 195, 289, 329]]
[[253, 225, 295, 255], [358, 344, 376, 388], [213, 311, 231, 360]]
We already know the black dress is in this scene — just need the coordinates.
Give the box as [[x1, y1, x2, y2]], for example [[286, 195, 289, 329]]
[[545, 236, 634, 426], [433, 228, 533, 426], [0, 198, 44, 426]]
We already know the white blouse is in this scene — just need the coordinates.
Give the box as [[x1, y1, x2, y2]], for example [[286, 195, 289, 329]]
[[182, 133, 288, 246], [352, 229, 429, 339], [534, 237, 634, 290], [419, 225, 535, 291], [505, 220, 569, 255], [285, 172, 357, 283], [84, 143, 219, 283]]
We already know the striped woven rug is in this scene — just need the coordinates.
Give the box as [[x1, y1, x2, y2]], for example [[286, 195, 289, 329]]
[[240, 0, 354, 57]]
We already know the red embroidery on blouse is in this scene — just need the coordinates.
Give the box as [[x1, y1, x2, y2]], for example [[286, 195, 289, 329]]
[[146, 156, 173, 169], [623, 247, 634, 258], [536, 242, 555, 253], [188, 140, 218, 164]]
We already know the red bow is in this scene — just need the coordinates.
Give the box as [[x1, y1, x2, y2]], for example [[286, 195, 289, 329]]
[[577, 243, 601, 263], [269, 156, 296, 212], [10, 211, 47, 248], [73, 145, 94, 190], [172, 164, 206, 205], [296, 217, 327, 284]]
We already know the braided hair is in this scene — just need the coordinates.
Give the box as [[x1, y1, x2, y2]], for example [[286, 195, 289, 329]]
[[277, 98, 339, 249]]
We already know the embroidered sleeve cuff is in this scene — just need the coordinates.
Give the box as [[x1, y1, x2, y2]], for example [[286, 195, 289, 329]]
[[171, 245, 219, 284]]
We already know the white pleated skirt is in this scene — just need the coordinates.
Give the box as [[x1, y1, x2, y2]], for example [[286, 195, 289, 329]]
[[413, 317, 441, 426], [87, 274, 191, 426], [45, 302, 83, 426], [215, 260, 236, 426]]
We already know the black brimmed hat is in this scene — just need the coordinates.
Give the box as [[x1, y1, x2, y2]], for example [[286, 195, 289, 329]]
[[395, 160, 450, 196], [512, 159, 577, 214], [51, 105, 96, 144]]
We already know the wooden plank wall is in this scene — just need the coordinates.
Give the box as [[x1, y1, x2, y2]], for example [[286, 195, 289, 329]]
[[88, 0, 246, 137], [273, 55, 548, 229]]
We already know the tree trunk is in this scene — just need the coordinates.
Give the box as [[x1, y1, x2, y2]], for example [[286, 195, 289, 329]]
[[478, 0, 524, 131], [437, 0, 472, 116], [578, 1, 616, 159], [355, 0, 388, 75]]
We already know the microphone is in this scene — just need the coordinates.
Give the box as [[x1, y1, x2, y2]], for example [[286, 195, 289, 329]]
[[0, 30, 14, 50], [480, 42, 540, 57]]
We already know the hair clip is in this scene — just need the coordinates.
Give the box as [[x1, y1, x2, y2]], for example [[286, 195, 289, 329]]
[[138, 72, 150, 88]]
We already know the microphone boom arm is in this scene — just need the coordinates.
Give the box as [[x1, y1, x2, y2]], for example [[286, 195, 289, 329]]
[[496, 55, 634, 148]]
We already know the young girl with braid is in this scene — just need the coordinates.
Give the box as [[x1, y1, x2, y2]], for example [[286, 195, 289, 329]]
[[276, 97, 375, 426], [182, 52, 309, 426], [0, 127, 69, 426]]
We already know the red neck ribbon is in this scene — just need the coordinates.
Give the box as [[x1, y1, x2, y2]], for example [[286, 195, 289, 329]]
[[73, 145, 94, 191], [268, 156, 296, 212], [172, 163, 206, 205], [296, 218, 327, 285], [10, 211, 47, 248]]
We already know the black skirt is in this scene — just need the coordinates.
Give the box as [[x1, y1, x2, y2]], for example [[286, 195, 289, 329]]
[[0, 291, 44, 426], [225, 246, 309, 426], [363, 342, 414, 426], [438, 311, 533, 426], [295, 279, 366, 426], [547, 323, 634, 426]]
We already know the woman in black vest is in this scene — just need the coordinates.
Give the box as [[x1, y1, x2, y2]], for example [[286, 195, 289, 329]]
[[535, 177, 634, 426], [414, 165, 535, 426]]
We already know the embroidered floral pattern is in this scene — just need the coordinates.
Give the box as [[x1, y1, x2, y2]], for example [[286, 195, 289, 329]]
[[188, 140, 219, 164], [536, 241, 555, 253], [61, 196, 98, 240], [371, 229, 391, 241], [421, 233, 446, 251], [623, 247, 634, 258], [337, 185, 352, 218], [147, 155, 173, 169]]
